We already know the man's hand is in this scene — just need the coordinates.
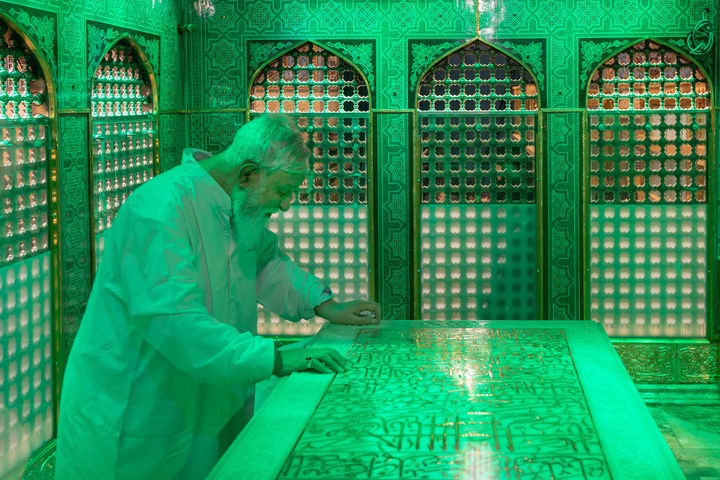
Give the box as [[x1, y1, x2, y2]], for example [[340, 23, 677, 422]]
[[272, 347, 348, 376], [314, 299, 382, 325]]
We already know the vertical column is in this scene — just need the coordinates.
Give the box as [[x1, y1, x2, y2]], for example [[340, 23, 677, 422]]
[[545, 111, 583, 320], [375, 112, 413, 319]]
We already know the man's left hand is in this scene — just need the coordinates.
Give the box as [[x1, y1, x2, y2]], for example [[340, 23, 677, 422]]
[[314, 300, 382, 325]]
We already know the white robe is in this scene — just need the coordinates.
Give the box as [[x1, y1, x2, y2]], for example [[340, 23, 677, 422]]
[[56, 149, 331, 479]]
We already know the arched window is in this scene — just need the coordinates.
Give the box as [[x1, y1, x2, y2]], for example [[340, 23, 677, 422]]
[[250, 41, 372, 336], [90, 38, 157, 270], [585, 39, 711, 337], [416, 39, 540, 320], [0, 15, 56, 477]]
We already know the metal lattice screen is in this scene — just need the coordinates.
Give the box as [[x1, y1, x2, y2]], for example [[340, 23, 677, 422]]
[[91, 39, 156, 268], [587, 40, 711, 337], [251, 42, 370, 336], [417, 40, 539, 321], [0, 18, 54, 477]]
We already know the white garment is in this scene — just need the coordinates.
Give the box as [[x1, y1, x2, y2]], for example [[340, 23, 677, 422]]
[[56, 149, 331, 480]]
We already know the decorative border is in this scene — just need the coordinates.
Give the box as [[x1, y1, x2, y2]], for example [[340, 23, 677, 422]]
[[246, 39, 376, 91], [614, 342, 719, 384]]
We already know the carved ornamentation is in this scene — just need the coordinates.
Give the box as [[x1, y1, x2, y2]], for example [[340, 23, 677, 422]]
[[7, 8, 57, 75], [324, 41, 374, 87], [579, 39, 626, 87], [495, 40, 545, 86], [409, 41, 459, 89]]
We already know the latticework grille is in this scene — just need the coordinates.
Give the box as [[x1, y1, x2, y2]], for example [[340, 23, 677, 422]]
[[1, 21, 50, 268], [250, 43, 369, 114], [0, 18, 54, 477], [91, 40, 156, 266], [251, 42, 370, 335], [586, 40, 711, 337], [418, 40, 539, 321]]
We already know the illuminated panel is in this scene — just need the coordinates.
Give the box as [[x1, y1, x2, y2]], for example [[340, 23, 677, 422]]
[[417, 40, 538, 321], [251, 42, 370, 336], [0, 18, 53, 477], [587, 40, 710, 337], [421, 205, 536, 320], [91, 40, 156, 267], [590, 205, 706, 337]]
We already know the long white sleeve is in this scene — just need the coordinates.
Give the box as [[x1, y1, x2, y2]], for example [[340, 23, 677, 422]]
[[254, 227, 333, 321]]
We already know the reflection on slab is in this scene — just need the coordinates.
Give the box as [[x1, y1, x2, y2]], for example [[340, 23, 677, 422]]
[[278, 328, 612, 479]]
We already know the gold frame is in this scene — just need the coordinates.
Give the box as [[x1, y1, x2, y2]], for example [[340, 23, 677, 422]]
[[580, 37, 716, 341], [87, 34, 160, 281], [0, 11, 61, 478], [410, 37, 545, 320], [245, 40, 378, 306]]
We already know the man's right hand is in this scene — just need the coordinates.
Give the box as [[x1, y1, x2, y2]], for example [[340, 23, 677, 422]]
[[272, 347, 348, 376]]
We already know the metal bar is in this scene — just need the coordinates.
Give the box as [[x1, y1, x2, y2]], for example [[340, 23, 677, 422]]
[[57, 108, 92, 115], [160, 108, 248, 114]]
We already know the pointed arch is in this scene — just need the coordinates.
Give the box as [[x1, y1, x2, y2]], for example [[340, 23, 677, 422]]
[[414, 38, 542, 321], [249, 40, 371, 114], [89, 35, 159, 273], [0, 13, 58, 478], [249, 41, 374, 336], [583, 38, 714, 337]]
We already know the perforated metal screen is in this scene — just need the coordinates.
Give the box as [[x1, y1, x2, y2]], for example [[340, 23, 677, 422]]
[[418, 40, 539, 320], [251, 42, 370, 336], [0, 19, 54, 477], [91, 40, 156, 267], [587, 40, 710, 337]]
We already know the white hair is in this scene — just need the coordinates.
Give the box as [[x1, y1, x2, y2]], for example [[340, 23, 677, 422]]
[[224, 114, 310, 174]]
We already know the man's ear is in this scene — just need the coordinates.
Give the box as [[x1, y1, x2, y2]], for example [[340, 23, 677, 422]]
[[237, 163, 260, 186]]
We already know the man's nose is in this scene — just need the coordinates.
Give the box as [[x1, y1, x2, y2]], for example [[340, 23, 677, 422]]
[[279, 196, 292, 212]]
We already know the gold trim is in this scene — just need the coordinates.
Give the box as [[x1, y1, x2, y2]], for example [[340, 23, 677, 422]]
[[412, 111, 421, 319], [540, 108, 586, 113], [58, 108, 92, 115], [536, 110, 544, 318], [6, 439, 57, 480], [581, 109, 589, 320], [0, 11, 63, 440], [368, 113, 376, 305], [160, 108, 248, 115], [709, 104, 716, 341], [373, 109, 414, 114]]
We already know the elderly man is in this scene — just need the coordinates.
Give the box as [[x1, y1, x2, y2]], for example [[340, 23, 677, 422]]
[[56, 114, 381, 479]]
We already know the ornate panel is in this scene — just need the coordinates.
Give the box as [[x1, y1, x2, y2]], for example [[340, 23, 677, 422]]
[[546, 111, 583, 321], [415, 39, 540, 321], [585, 40, 712, 338], [89, 34, 157, 270], [250, 41, 372, 336], [614, 342, 718, 384], [376, 113, 412, 320], [0, 14, 55, 478]]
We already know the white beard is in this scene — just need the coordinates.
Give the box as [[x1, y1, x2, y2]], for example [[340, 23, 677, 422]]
[[230, 184, 271, 251]]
